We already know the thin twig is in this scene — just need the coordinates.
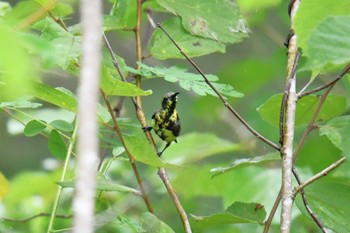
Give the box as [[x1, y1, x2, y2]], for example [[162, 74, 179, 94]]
[[157, 23, 280, 151], [298, 63, 350, 98], [293, 157, 346, 196], [2, 213, 72, 222], [158, 168, 192, 233], [292, 167, 326, 233], [100, 89, 154, 213], [47, 121, 78, 233]]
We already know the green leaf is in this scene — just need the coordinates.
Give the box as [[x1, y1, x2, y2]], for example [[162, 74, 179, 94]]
[[210, 153, 280, 177], [50, 120, 73, 132], [133, 63, 243, 98], [303, 16, 350, 73], [123, 133, 179, 168], [318, 115, 350, 157], [30, 82, 77, 112], [48, 129, 67, 160], [140, 213, 175, 233], [0, 22, 36, 101], [257, 94, 346, 127], [3, 1, 42, 27], [33, 17, 81, 69], [163, 133, 240, 164], [295, 179, 350, 233], [58, 179, 142, 196], [148, 17, 226, 59], [100, 67, 152, 96], [191, 202, 266, 228], [294, 0, 350, 58], [109, 0, 137, 29], [24, 120, 47, 137], [155, 0, 249, 44]]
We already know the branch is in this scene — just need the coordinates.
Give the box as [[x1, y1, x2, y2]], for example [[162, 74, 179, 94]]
[[100, 89, 154, 213], [72, 0, 102, 232], [280, 1, 300, 232], [293, 157, 346, 196], [298, 63, 350, 98], [2, 213, 72, 222], [156, 23, 280, 151], [292, 167, 326, 233]]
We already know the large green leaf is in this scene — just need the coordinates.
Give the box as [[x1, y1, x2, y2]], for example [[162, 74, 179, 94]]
[[130, 63, 243, 98], [155, 0, 249, 43], [257, 94, 346, 127], [0, 22, 36, 101], [303, 16, 350, 74], [318, 115, 350, 158], [294, 0, 350, 58], [30, 82, 77, 112], [191, 202, 266, 229], [295, 179, 350, 233], [148, 17, 226, 59]]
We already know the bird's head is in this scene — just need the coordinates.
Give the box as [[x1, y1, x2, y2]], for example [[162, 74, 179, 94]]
[[161, 92, 180, 109]]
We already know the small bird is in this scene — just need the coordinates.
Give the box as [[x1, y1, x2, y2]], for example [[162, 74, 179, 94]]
[[144, 92, 181, 156]]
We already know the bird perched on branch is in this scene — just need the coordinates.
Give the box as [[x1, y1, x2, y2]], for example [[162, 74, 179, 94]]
[[144, 92, 181, 156]]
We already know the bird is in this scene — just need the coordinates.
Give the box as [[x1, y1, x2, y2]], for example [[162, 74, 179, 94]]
[[144, 92, 181, 156]]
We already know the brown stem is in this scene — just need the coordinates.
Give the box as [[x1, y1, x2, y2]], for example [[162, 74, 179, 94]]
[[100, 89, 154, 213]]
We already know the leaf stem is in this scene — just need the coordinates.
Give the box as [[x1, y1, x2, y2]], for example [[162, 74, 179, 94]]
[[47, 121, 77, 233]]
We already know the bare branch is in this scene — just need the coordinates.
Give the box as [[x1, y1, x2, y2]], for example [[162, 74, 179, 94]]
[[2, 213, 72, 222], [293, 157, 346, 196], [298, 63, 350, 98]]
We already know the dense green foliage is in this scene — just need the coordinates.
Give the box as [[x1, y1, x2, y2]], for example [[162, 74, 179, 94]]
[[1, 0, 350, 232]]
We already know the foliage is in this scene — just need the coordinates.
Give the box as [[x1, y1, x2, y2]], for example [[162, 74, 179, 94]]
[[1, 0, 350, 233]]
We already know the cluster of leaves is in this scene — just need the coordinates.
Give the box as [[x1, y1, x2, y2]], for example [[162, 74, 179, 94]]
[[1, 0, 350, 232]]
